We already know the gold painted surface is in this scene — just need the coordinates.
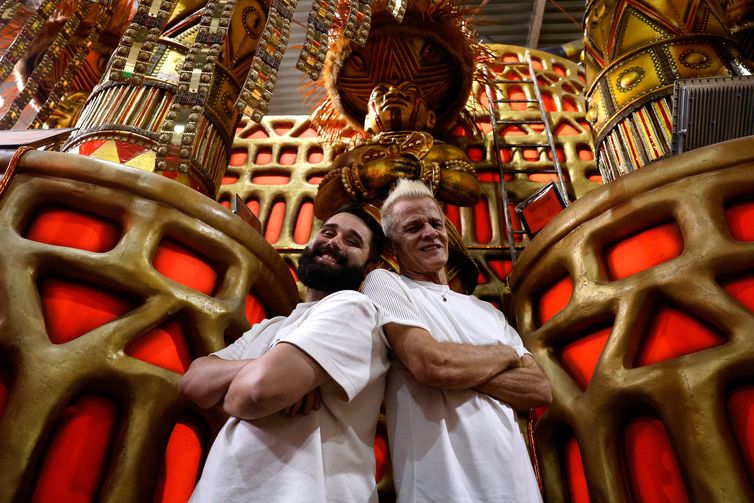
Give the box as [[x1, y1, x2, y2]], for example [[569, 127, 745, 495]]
[[509, 136, 754, 502], [583, 0, 751, 144], [0, 150, 298, 502], [63, 0, 269, 197], [471, 45, 600, 203]]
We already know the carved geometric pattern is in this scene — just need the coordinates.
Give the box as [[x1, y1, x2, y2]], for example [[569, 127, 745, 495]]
[[0, 152, 298, 502], [509, 139, 754, 502]]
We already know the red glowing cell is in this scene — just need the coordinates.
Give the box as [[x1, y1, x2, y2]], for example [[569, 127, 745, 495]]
[[605, 223, 683, 280], [561, 327, 611, 390], [635, 306, 725, 367], [25, 206, 120, 253], [294, 201, 314, 245], [245, 294, 268, 326], [624, 418, 689, 503], [31, 396, 117, 503], [153, 419, 205, 503], [538, 275, 573, 325], [565, 438, 591, 503], [125, 318, 192, 374], [487, 258, 512, 280], [726, 200, 754, 242], [473, 198, 492, 244], [264, 200, 286, 244], [153, 240, 218, 296], [228, 149, 248, 166], [723, 275, 754, 312], [251, 174, 290, 185], [444, 204, 461, 233], [40, 279, 132, 344]]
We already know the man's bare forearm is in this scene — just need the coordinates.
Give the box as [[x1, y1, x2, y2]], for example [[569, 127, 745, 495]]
[[178, 355, 250, 409], [473, 356, 552, 411], [386, 324, 521, 389]]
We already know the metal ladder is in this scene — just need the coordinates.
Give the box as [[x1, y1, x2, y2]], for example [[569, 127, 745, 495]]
[[484, 49, 569, 264]]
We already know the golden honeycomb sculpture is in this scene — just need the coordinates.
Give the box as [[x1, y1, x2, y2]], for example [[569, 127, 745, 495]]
[[509, 136, 754, 502], [0, 150, 298, 502]]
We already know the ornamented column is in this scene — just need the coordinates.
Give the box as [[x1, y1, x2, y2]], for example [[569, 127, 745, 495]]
[[583, 0, 752, 181]]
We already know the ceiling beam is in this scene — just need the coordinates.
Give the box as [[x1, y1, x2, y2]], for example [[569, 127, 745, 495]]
[[527, 0, 547, 49]]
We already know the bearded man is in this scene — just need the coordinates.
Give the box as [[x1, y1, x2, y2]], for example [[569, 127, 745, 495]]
[[179, 203, 388, 502]]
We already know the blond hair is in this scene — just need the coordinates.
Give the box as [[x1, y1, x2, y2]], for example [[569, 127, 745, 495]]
[[380, 179, 440, 240]]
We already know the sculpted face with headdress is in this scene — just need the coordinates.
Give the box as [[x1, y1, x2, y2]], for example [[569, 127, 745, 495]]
[[312, 0, 490, 292], [312, 0, 490, 218]]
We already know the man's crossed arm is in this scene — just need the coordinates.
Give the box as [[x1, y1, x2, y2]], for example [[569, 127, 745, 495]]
[[383, 323, 552, 411], [178, 343, 328, 420]]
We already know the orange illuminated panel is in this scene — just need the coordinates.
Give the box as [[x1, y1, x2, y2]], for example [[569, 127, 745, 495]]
[[40, 279, 132, 344], [561, 326, 611, 390], [444, 204, 461, 233], [728, 386, 754, 478], [466, 146, 483, 161], [254, 147, 272, 164], [538, 275, 572, 325], [273, 122, 294, 136], [294, 201, 314, 245], [624, 417, 689, 503], [487, 258, 512, 280], [154, 419, 205, 503], [725, 200, 754, 242], [278, 147, 298, 165], [723, 274, 754, 312], [507, 87, 527, 111], [264, 200, 286, 244], [565, 438, 591, 503], [125, 318, 192, 374], [31, 395, 117, 503], [473, 198, 492, 244], [245, 293, 268, 326], [25, 206, 121, 253], [153, 240, 218, 296], [228, 149, 247, 166], [555, 122, 580, 136], [251, 174, 289, 185], [221, 172, 239, 185], [605, 223, 683, 280], [635, 306, 725, 367], [307, 147, 323, 163], [477, 269, 489, 285]]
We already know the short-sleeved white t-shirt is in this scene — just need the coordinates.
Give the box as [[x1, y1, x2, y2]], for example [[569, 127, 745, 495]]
[[362, 269, 542, 503], [189, 290, 389, 503]]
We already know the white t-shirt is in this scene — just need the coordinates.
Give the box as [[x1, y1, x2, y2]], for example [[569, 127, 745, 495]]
[[362, 269, 543, 503], [189, 290, 389, 503]]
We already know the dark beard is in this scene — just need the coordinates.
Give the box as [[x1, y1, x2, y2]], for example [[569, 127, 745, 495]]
[[297, 244, 367, 294]]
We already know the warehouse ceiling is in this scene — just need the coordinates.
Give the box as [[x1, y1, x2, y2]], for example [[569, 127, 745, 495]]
[[267, 0, 586, 115]]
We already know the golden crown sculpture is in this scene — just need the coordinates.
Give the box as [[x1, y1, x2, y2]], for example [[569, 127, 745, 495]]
[[583, 0, 753, 181]]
